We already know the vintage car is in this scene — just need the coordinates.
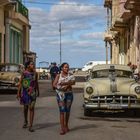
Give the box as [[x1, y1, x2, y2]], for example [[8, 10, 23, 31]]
[[0, 63, 22, 91], [83, 64, 140, 116]]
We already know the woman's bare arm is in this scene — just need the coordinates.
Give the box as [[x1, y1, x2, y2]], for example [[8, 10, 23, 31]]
[[35, 72, 40, 96], [60, 80, 75, 86], [53, 74, 60, 89], [17, 75, 23, 100]]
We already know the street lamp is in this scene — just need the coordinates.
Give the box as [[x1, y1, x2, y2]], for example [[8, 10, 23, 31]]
[[59, 23, 62, 65]]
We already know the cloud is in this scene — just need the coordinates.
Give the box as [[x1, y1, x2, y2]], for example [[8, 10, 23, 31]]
[[28, 1, 106, 67], [47, 2, 105, 22], [80, 32, 104, 40]]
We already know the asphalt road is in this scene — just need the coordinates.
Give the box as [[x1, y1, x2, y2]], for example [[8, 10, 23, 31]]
[[1, 72, 140, 140]]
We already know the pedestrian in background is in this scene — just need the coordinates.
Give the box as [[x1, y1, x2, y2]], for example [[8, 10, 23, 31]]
[[17, 61, 40, 132], [53, 62, 75, 135], [50, 62, 60, 90]]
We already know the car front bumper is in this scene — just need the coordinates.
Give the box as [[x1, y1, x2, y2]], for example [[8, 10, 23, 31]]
[[84, 95, 140, 110], [84, 102, 140, 110], [0, 86, 18, 90]]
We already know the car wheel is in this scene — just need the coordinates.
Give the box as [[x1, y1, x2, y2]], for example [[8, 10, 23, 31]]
[[133, 109, 140, 117], [84, 108, 92, 116]]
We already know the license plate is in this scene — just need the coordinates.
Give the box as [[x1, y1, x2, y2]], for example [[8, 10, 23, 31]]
[[108, 104, 122, 109]]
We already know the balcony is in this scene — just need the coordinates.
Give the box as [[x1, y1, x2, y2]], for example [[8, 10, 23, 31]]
[[110, 16, 128, 32], [119, 0, 132, 21], [104, 0, 112, 8], [104, 31, 113, 41], [125, 0, 140, 15], [16, 0, 28, 18], [111, 0, 129, 31], [0, 0, 28, 18], [0, 0, 9, 6]]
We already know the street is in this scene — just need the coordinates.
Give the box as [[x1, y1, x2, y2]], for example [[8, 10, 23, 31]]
[[0, 72, 140, 140]]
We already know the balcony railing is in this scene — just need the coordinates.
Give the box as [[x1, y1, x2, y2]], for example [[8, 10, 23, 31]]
[[15, 0, 28, 18]]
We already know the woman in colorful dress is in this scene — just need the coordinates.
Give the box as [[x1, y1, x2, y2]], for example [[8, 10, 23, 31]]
[[17, 61, 40, 132], [53, 62, 75, 135]]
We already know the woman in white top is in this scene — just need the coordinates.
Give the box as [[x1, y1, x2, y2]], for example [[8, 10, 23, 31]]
[[53, 62, 75, 135]]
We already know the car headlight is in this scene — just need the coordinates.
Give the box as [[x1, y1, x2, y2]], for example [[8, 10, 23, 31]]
[[86, 87, 93, 94], [14, 77, 19, 83], [135, 86, 140, 94]]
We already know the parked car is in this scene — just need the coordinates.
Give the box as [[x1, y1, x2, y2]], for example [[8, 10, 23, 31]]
[[83, 64, 140, 116], [82, 61, 110, 73], [0, 63, 22, 91]]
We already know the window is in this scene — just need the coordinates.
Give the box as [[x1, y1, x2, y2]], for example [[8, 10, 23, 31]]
[[10, 27, 22, 64], [0, 64, 19, 72]]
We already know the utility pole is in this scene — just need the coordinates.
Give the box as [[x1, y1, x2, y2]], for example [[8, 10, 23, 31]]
[[59, 23, 62, 65], [59, 0, 63, 65], [105, 8, 109, 64]]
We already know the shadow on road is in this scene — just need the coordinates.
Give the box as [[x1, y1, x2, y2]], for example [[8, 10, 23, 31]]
[[70, 124, 97, 132], [79, 110, 140, 123], [34, 122, 59, 130]]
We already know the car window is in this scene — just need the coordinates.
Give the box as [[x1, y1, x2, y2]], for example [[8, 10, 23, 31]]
[[92, 70, 109, 78], [91, 69, 132, 78], [115, 70, 132, 78], [0, 66, 6, 72], [0, 65, 19, 72], [87, 62, 93, 66]]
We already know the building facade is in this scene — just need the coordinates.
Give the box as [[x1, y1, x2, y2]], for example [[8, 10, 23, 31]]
[[0, 0, 36, 64], [104, 0, 140, 69]]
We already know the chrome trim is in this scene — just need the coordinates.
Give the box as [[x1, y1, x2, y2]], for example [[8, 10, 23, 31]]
[[84, 103, 140, 109], [85, 95, 140, 109]]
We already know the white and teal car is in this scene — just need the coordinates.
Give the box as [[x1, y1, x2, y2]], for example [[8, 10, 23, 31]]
[[83, 64, 140, 116]]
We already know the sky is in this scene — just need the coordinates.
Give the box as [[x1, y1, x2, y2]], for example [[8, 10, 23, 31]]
[[23, 0, 108, 68]]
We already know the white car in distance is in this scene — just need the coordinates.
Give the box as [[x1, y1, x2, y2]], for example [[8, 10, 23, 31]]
[[82, 61, 110, 73]]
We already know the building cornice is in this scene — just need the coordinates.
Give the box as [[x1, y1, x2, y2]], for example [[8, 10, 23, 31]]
[[125, 0, 140, 15], [104, 0, 112, 8]]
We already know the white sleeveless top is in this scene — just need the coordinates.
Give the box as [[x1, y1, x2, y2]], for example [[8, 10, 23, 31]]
[[57, 73, 75, 90]]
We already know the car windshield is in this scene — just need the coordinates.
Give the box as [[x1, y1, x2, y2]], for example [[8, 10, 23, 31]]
[[0, 65, 19, 72], [86, 62, 93, 66], [91, 69, 132, 78]]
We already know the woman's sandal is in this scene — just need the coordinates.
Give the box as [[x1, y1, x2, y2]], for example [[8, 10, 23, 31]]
[[65, 128, 70, 133], [29, 127, 35, 132], [22, 123, 28, 128], [60, 129, 65, 135]]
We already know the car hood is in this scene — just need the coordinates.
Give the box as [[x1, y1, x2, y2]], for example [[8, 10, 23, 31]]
[[0, 72, 20, 81], [88, 78, 136, 95]]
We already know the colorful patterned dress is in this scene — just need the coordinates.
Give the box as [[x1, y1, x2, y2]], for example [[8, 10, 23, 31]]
[[20, 70, 37, 106]]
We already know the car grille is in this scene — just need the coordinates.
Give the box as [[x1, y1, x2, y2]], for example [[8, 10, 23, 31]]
[[0, 81, 14, 87], [90, 95, 138, 104]]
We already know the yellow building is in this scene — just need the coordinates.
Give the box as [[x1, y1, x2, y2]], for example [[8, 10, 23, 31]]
[[104, 0, 140, 69], [0, 0, 35, 64]]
